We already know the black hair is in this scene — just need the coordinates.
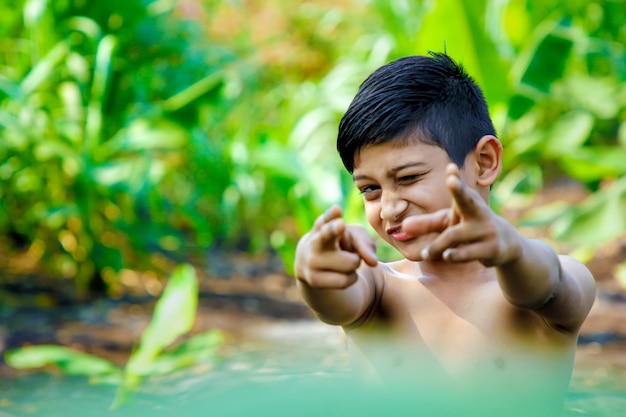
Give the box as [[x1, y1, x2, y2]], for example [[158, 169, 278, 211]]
[[337, 52, 496, 173]]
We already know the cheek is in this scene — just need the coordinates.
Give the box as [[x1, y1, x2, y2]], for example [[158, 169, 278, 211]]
[[427, 193, 451, 211], [364, 203, 381, 228], [418, 183, 452, 211]]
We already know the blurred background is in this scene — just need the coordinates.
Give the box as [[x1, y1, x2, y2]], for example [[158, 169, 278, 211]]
[[0, 0, 626, 414]]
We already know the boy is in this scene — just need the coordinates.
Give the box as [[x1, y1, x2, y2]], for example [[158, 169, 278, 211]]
[[294, 53, 596, 415]]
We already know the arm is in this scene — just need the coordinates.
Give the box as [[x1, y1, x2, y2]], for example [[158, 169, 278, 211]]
[[294, 205, 379, 326], [496, 239, 595, 332], [490, 226, 595, 332], [404, 164, 596, 333]]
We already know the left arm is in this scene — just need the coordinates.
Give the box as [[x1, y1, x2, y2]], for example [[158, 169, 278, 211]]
[[404, 164, 596, 333], [494, 232, 596, 332]]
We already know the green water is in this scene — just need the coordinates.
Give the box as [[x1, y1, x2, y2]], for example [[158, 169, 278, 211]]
[[1, 360, 624, 417], [1, 322, 624, 417]]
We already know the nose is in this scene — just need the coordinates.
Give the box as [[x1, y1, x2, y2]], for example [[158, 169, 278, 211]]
[[380, 190, 408, 222]]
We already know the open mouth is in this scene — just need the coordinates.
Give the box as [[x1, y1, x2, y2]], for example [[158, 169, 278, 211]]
[[387, 226, 413, 242]]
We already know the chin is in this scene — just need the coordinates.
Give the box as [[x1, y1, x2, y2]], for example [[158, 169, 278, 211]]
[[393, 242, 426, 262], [391, 237, 432, 262], [399, 249, 424, 262]]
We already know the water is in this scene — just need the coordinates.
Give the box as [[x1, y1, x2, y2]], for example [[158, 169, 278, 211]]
[[1, 321, 625, 417]]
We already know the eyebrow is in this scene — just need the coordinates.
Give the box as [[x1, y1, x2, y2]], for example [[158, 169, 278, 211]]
[[353, 162, 427, 181]]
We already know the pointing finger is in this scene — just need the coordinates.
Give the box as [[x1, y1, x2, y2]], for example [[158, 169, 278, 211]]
[[313, 205, 342, 232], [317, 218, 346, 249], [446, 164, 485, 220], [354, 238, 378, 267], [341, 226, 378, 267], [402, 209, 450, 237]]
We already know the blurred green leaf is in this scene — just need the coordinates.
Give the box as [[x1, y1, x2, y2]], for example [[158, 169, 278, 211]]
[[551, 178, 626, 246], [5, 345, 121, 377], [34, 141, 80, 162], [97, 118, 189, 161], [85, 34, 118, 151], [136, 330, 223, 376], [254, 142, 304, 180], [0, 112, 29, 150], [415, 0, 511, 106], [90, 159, 149, 189], [64, 16, 103, 41], [543, 111, 594, 157], [518, 22, 574, 94], [125, 263, 198, 379], [0, 75, 24, 100], [620, 122, 626, 147], [559, 147, 626, 182], [519, 200, 572, 228], [20, 40, 70, 95], [123, 119, 188, 151], [559, 75, 620, 119], [161, 71, 224, 113]]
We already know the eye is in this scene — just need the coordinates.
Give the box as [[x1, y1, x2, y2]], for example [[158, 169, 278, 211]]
[[357, 184, 381, 201], [397, 174, 420, 184], [359, 184, 380, 195]]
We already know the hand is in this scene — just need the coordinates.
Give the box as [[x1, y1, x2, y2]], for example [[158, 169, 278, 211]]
[[295, 205, 378, 289], [402, 164, 520, 266]]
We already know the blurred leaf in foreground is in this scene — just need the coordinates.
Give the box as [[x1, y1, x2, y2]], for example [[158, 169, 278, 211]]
[[124, 263, 199, 381], [4, 345, 121, 378]]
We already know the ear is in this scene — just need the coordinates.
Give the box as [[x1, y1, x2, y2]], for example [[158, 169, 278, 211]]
[[473, 135, 502, 187]]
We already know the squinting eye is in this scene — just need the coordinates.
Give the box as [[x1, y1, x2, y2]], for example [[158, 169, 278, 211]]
[[398, 175, 419, 183], [359, 185, 378, 194]]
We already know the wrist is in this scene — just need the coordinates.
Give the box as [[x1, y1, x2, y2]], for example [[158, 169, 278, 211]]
[[490, 217, 525, 267]]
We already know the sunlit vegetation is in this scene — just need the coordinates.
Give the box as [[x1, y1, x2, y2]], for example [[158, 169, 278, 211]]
[[5, 264, 223, 407], [1, 0, 625, 296]]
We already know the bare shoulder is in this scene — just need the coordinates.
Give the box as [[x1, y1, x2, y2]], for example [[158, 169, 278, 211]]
[[344, 259, 423, 328], [356, 259, 412, 305], [537, 254, 596, 333], [558, 254, 596, 299], [558, 254, 592, 273]]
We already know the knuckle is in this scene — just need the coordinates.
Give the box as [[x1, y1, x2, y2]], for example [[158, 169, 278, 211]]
[[348, 255, 362, 271], [337, 272, 358, 289], [307, 275, 324, 288], [308, 254, 327, 271], [335, 254, 361, 273]]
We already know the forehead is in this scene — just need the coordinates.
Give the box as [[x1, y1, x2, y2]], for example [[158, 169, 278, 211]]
[[353, 140, 450, 174]]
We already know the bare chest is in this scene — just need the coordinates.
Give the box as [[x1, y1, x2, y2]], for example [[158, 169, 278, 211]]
[[348, 276, 574, 379]]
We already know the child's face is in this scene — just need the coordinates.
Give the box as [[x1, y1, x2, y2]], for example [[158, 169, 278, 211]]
[[352, 140, 476, 261]]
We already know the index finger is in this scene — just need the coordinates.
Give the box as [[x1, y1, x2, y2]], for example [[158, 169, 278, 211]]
[[446, 164, 485, 220], [313, 205, 342, 232], [402, 209, 450, 236], [341, 226, 378, 267], [316, 218, 346, 250]]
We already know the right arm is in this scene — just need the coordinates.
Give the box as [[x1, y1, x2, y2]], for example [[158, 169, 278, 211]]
[[294, 205, 379, 326]]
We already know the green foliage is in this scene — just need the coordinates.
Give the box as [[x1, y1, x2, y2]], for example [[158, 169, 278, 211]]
[[0, 0, 242, 290], [493, 0, 626, 255], [123, 263, 199, 384], [4, 344, 120, 377], [2, 0, 626, 290], [4, 263, 222, 406]]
